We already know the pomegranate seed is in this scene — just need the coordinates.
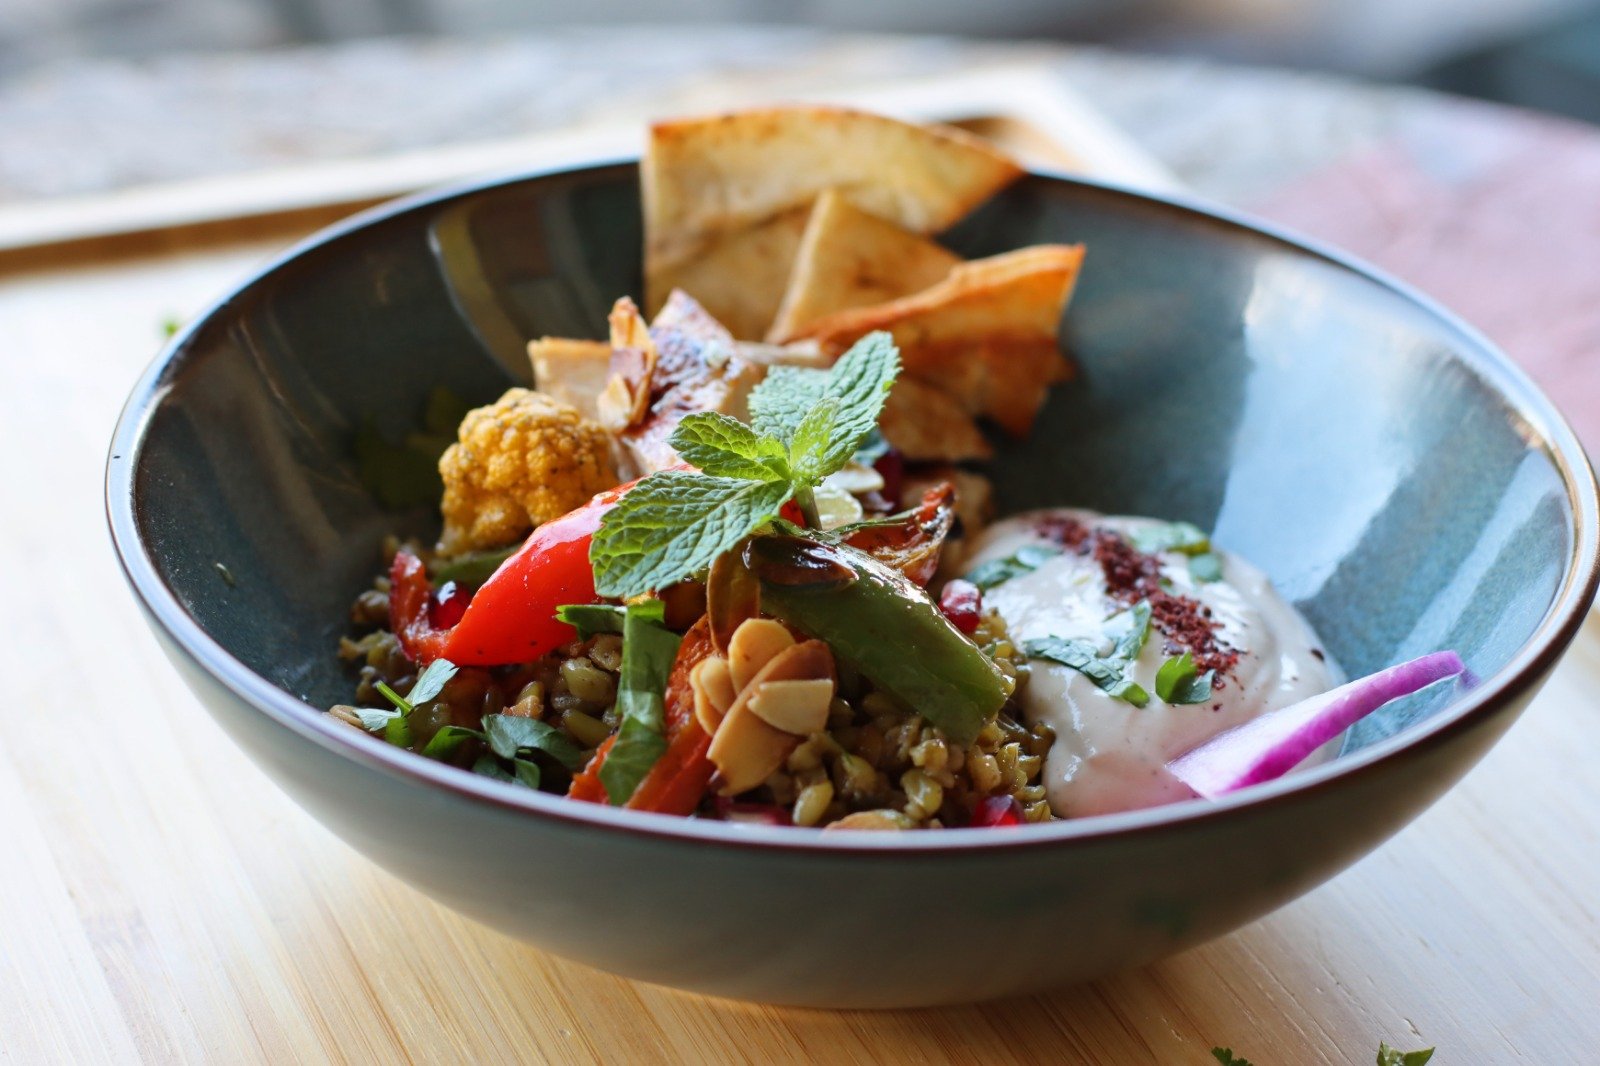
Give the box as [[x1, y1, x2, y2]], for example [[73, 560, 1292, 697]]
[[713, 796, 792, 826], [939, 579, 983, 634], [429, 580, 472, 629], [873, 448, 905, 510], [970, 795, 1024, 828]]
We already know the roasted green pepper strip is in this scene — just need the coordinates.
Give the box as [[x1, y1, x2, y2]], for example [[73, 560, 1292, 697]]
[[745, 535, 1010, 746]]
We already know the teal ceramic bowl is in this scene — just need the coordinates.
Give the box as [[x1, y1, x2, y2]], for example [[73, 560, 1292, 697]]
[[107, 161, 1599, 1008]]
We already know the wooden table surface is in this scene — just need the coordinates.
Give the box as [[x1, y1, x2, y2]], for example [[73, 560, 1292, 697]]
[[3, 36, 1598, 1064]]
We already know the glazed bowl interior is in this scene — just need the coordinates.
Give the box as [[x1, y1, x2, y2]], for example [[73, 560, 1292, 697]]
[[124, 163, 1586, 759], [108, 161, 1598, 1006]]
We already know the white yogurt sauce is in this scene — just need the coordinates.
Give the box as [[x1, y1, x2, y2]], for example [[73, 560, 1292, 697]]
[[964, 510, 1338, 817]]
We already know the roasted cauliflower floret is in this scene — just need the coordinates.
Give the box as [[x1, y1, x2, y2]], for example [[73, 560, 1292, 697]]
[[438, 388, 618, 555]]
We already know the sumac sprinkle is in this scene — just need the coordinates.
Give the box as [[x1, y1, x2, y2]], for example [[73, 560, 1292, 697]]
[[1035, 514, 1091, 550], [1092, 531, 1239, 680]]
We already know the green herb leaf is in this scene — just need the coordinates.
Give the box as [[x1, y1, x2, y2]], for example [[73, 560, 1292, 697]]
[[513, 758, 542, 789], [1155, 651, 1215, 705], [355, 707, 401, 732], [420, 724, 480, 761], [599, 602, 683, 804], [1129, 521, 1211, 556], [555, 603, 628, 640], [374, 680, 413, 715], [431, 544, 519, 586], [966, 543, 1063, 590], [1211, 1049, 1254, 1066], [482, 714, 588, 771], [749, 331, 898, 453], [590, 472, 794, 599], [1110, 600, 1153, 662], [384, 712, 413, 749], [1376, 1043, 1435, 1066], [788, 396, 844, 483], [409, 658, 459, 705], [1189, 551, 1224, 583], [1024, 637, 1150, 707], [668, 412, 791, 481]]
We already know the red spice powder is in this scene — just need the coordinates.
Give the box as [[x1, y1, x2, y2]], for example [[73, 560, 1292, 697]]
[[1092, 532, 1240, 681]]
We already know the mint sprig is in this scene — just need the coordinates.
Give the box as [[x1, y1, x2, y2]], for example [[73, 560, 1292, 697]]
[[590, 331, 899, 599]]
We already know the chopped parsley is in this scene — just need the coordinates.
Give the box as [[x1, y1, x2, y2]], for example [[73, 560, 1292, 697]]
[[1024, 601, 1153, 707], [1131, 520, 1211, 556], [1211, 1050, 1253, 1066], [597, 600, 683, 804], [1155, 651, 1215, 705], [1189, 551, 1224, 584], [965, 543, 1063, 590]]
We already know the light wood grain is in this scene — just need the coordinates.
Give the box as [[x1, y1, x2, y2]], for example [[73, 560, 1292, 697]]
[[4, 91, 1598, 1066]]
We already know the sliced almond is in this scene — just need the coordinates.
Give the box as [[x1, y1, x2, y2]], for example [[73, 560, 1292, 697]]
[[708, 639, 835, 795], [746, 678, 834, 735], [824, 810, 914, 831], [691, 656, 737, 734], [727, 617, 794, 692]]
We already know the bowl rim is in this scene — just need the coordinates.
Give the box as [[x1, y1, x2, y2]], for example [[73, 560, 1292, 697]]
[[106, 156, 1600, 855]]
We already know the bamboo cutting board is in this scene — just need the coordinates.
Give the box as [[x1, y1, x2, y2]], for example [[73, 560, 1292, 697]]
[[2, 63, 1597, 1064]]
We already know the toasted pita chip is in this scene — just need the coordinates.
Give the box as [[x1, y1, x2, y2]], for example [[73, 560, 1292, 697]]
[[767, 190, 962, 343], [803, 245, 1084, 437], [644, 106, 1021, 298], [609, 292, 766, 472], [645, 207, 809, 340], [528, 338, 611, 422], [878, 377, 993, 462]]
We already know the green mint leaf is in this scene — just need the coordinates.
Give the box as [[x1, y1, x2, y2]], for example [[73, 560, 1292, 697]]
[[420, 724, 480, 761], [556, 603, 628, 640], [788, 396, 843, 483], [1376, 1043, 1435, 1066], [966, 543, 1063, 590], [1110, 600, 1153, 662], [669, 412, 790, 481], [431, 544, 518, 586], [409, 658, 459, 705], [1211, 1049, 1254, 1066], [374, 680, 413, 715], [1189, 551, 1224, 584], [749, 368, 828, 442], [749, 330, 899, 453], [1155, 651, 1215, 704], [482, 714, 588, 771], [1129, 521, 1211, 556], [590, 471, 793, 598], [599, 603, 683, 804], [1024, 637, 1150, 707], [355, 707, 401, 732]]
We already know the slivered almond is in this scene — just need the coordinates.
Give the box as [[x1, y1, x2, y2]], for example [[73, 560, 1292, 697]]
[[824, 810, 914, 831], [691, 656, 737, 734], [708, 639, 835, 795], [727, 618, 794, 692], [746, 678, 833, 735]]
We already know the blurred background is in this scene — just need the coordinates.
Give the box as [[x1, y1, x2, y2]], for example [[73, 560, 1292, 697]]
[[2, 0, 1599, 208]]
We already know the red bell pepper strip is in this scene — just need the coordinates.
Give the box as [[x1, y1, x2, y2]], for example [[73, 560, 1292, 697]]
[[388, 480, 636, 666], [571, 618, 718, 812]]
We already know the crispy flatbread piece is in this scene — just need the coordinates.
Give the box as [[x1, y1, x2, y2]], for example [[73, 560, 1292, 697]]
[[878, 377, 994, 462], [767, 190, 962, 343], [645, 207, 809, 339], [527, 338, 612, 422], [643, 106, 1021, 307], [803, 245, 1085, 437]]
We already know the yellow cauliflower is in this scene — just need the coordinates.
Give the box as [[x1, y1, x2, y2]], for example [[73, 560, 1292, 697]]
[[438, 388, 618, 555]]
